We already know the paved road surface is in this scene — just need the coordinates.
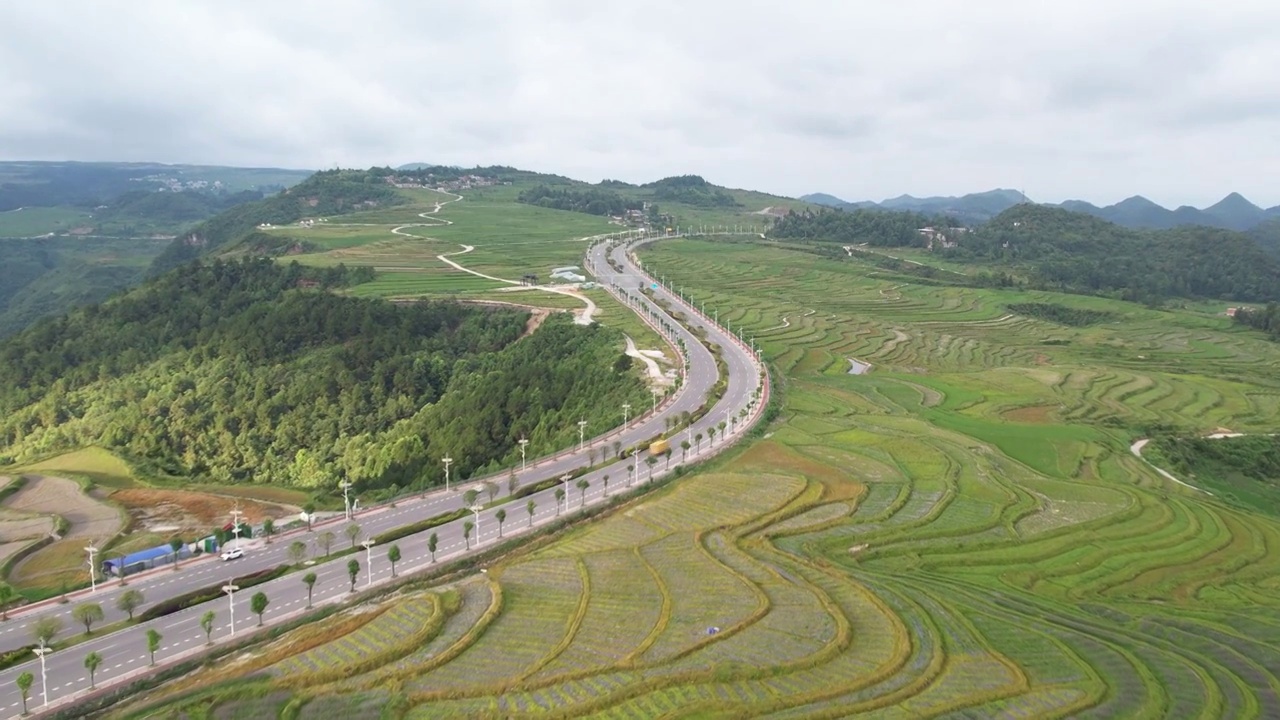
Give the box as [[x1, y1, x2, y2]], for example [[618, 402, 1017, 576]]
[[0, 230, 767, 718]]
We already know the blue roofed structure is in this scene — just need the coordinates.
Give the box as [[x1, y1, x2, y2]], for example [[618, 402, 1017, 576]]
[[102, 542, 194, 577]]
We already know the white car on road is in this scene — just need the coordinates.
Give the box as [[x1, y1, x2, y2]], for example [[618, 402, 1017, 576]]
[[220, 547, 244, 561]]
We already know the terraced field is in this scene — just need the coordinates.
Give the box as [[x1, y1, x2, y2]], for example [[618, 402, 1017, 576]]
[[111, 236, 1280, 718]]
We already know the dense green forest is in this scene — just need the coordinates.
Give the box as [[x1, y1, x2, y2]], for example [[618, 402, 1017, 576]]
[[770, 207, 954, 247], [149, 169, 404, 274], [1148, 435, 1280, 518], [1251, 219, 1280, 260], [1006, 302, 1117, 327], [516, 185, 642, 216], [959, 206, 1280, 302], [643, 175, 741, 208], [771, 204, 1280, 303], [1235, 303, 1280, 341], [0, 258, 648, 494]]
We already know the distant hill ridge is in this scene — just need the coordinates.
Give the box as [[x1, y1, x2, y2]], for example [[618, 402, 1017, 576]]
[[802, 189, 1280, 231]]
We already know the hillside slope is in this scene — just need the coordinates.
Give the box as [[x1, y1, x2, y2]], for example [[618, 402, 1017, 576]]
[[770, 204, 1280, 303], [0, 258, 648, 492], [149, 169, 407, 274]]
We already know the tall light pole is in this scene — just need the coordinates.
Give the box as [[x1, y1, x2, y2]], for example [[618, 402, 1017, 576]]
[[517, 439, 528, 472], [470, 505, 483, 547], [442, 457, 453, 493], [85, 543, 98, 594], [622, 403, 631, 430], [223, 579, 240, 637], [229, 504, 245, 546], [338, 480, 353, 521], [34, 643, 50, 708], [361, 539, 374, 588], [577, 419, 587, 453], [651, 389, 658, 414], [560, 474, 572, 513]]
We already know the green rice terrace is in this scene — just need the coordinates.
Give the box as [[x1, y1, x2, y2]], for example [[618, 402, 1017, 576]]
[[110, 227, 1280, 717]]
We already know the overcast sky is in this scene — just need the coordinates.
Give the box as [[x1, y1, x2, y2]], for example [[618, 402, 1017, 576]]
[[2, 1, 1276, 208]]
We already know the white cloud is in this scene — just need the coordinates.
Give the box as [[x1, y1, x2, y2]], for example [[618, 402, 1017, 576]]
[[0, 0, 1276, 208]]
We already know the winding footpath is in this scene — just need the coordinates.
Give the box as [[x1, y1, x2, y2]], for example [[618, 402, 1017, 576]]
[[0, 227, 767, 719]]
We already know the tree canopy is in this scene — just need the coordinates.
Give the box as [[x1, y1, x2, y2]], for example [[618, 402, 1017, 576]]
[[516, 185, 642, 216], [0, 258, 648, 492], [770, 204, 1280, 304]]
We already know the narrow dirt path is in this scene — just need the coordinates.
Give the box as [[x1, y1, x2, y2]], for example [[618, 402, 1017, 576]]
[[358, 189, 601, 324], [1129, 439, 1212, 494], [625, 335, 668, 385]]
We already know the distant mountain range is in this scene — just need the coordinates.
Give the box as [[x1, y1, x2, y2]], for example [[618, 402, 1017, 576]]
[[801, 189, 1280, 232]]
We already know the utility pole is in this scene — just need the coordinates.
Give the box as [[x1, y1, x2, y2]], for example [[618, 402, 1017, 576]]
[[361, 539, 374, 588], [442, 457, 453, 493], [622, 403, 631, 429], [85, 543, 98, 594], [230, 504, 245, 546], [577, 419, 587, 453], [517, 438, 528, 472], [222, 579, 240, 637], [34, 643, 50, 708], [338, 481, 352, 521], [470, 505, 482, 546], [560, 474, 572, 513]]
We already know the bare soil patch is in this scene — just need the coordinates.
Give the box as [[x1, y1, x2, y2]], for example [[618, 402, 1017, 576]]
[[5, 475, 120, 541], [0, 477, 53, 565], [1001, 405, 1057, 424], [109, 488, 288, 537], [4, 475, 124, 588]]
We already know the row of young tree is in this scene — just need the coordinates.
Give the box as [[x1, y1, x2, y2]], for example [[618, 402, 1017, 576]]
[[1234, 303, 1280, 341], [1005, 302, 1117, 327], [0, 258, 650, 492], [516, 185, 642, 216]]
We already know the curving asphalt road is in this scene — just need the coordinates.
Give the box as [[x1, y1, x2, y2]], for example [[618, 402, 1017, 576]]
[[0, 230, 767, 718]]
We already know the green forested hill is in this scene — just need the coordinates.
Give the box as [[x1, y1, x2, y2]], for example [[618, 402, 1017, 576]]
[[0, 258, 648, 493], [149, 169, 406, 274], [770, 204, 1280, 303]]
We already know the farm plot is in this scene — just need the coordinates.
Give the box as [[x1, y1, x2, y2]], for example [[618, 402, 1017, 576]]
[[275, 593, 440, 681], [3, 474, 123, 590], [0, 480, 54, 566], [405, 556, 585, 694]]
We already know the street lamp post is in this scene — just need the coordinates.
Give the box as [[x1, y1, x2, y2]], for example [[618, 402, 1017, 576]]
[[229, 504, 245, 547], [470, 505, 482, 547], [560, 474, 572, 513], [222, 580, 240, 637], [85, 544, 98, 594], [517, 438, 528, 472], [338, 480, 353, 521], [622, 403, 631, 430], [34, 643, 50, 708], [577, 419, 587, 452], [442, 457, 453, 493], [361, 539, 374, 589]]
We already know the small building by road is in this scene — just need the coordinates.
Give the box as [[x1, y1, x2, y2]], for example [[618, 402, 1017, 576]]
[[102, 542, 196, 577]]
